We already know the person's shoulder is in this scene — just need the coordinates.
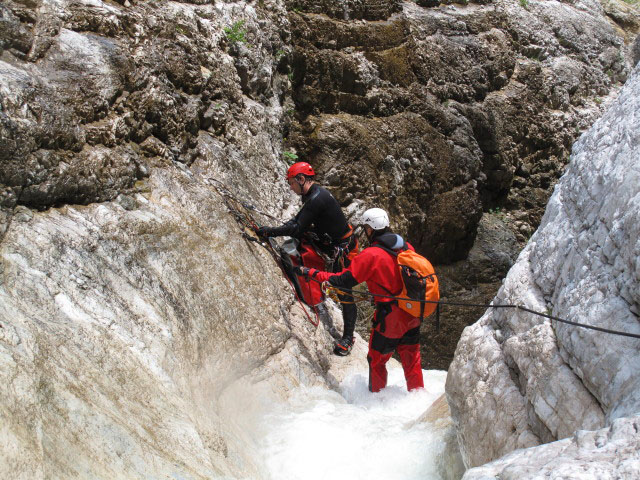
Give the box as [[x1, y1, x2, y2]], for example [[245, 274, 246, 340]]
[[360, 245, 391, 260], [315, 184, 334, 198]]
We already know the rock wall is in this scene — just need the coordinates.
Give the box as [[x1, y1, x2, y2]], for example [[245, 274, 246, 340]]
[[283, 0, 639, 369], [0, 165, 371, 478], [286, 0, 639, 261], [464, 415, 640, 479], [446, 62, 640, 476], [0, 1, 375, 478], [1, 0, 293, 225]]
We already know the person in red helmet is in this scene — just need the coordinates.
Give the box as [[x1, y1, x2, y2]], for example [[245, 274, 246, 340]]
[[298, 208, 424, 393], [256, 161, 359, 356]]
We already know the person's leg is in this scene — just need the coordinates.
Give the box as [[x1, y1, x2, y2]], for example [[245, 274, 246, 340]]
[[397, 327, 423, 391], [367, 343, 393, 392], [332, 252, 358, 355], [368, 325, 399, 392], [339, 294, 357, 338]]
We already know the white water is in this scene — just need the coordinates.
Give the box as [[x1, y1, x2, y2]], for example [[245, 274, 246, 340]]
[[257, 368, 449, 480]]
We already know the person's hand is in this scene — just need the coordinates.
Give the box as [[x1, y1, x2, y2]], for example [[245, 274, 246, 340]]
[[255, 226, 272, 238], [321, 281, 330, 293], [293, 266, 310, 278]]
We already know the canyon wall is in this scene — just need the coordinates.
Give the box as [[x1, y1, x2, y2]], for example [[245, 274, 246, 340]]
[[447, 62, 640, 478]]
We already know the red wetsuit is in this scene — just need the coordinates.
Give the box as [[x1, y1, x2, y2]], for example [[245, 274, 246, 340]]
[[313, 234, 424, 392]]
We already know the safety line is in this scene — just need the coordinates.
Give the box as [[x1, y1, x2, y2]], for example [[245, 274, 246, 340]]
[[323, 285, 640, 340], [205, 178, 319, 327], [201, 177, 639, 340]]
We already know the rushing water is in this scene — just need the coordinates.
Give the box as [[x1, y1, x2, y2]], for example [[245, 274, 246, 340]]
[[258, 368, 449, 480]]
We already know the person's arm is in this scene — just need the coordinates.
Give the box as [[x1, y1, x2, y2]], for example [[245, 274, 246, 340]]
[[313, 268, 358, 289], [257, 195, 319, 238], [297, 250, 370, 288], [257, 219, 298, 238]]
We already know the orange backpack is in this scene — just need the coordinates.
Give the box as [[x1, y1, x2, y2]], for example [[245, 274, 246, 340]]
[[378, 246, 440, 321]]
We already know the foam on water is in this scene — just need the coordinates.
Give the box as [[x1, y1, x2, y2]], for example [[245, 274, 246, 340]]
[[258, 368, 448, 480]]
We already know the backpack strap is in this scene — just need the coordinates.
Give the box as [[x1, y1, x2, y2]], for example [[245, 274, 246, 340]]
[[373, 244, 402, 257], [373, 245, 402, 301]]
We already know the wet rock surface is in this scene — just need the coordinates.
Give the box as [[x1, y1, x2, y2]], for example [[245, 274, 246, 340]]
[[286, 0, 638, 255], [446, 63, 640, 475], [0, 167, 371, 479]]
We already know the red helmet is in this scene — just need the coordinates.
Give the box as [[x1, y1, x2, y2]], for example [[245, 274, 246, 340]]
[[286, 162, 315, 179]]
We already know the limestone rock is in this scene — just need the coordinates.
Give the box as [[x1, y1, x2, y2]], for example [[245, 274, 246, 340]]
[[463, 415, 640, 479], [0, 0, 291, 220], [446, 63, 640, 472], [0, 1, 375, 478], [0, 165, 370, 479]]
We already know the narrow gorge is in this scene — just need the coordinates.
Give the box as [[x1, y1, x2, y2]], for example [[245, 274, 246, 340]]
[[1, 0, 639, 478]]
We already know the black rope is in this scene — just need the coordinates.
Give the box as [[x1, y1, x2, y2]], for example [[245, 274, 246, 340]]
[[207, 177, 319, 327], [324, 285, 640, 340], [203, 178, 281, 221], [202, 177, 640, 340]]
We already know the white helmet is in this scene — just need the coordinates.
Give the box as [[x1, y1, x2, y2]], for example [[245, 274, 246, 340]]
[[361, 207, 389, 230]]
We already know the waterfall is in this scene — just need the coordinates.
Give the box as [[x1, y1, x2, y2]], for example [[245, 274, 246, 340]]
[[256, 368, 449, 480]]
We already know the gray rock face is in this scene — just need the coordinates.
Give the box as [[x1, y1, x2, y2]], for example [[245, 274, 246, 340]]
[[464, 415, 640, 480], [0, 0, 291, 220], [446, 63, 640, 475], [0, 164, 372, 479], [1, 1, 376, 478]]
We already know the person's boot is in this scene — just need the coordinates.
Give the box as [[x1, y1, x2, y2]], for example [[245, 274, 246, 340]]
[[333, 336, 354, 356]]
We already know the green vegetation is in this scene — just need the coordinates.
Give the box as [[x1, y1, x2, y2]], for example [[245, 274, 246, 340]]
[[224, 20, 248, 45], [519, 0, 529, 8], [488, 207, 508, 221], [621, 0, 638, 5], [283, 151, 298, 161]]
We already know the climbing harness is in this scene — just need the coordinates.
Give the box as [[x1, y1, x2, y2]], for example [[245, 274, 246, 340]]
[[204, 177, 319, 327], [322, 284, 640, 339]]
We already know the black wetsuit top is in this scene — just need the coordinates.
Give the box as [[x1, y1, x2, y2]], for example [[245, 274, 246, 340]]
[[267, 184, 349, 245]]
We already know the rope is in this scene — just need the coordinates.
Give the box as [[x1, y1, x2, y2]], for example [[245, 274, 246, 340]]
[[203, 177, 281, 222], [206, 178, 319, 328], [323, 285, 640, 340], [203, 178, 640, 340], [325, 285, 370, 304]]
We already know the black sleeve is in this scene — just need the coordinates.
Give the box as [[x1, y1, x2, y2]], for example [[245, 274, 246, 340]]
[[294, 198, 320, 234], [328, 271, 358, 289], [266, 219, 301, 237]]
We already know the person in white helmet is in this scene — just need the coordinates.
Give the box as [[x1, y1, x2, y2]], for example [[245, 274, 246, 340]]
[[298, 207, 424, 392]]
